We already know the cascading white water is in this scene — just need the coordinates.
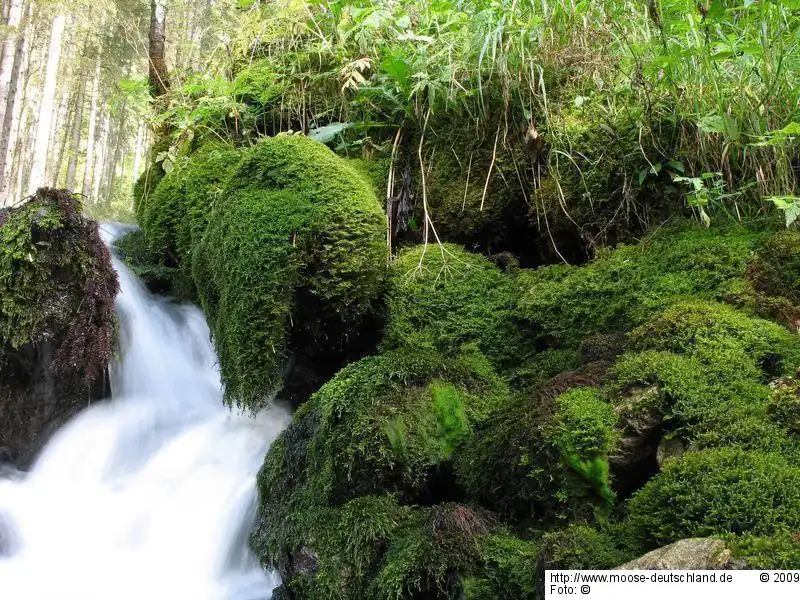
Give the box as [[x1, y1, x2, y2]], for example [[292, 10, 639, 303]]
[[0, 224, 289, 600]]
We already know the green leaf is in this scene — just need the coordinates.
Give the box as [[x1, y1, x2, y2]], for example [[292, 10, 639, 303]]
[[308, 122, 353, 143], [667, 160, 685, 174], [767, 196, 800, 227]]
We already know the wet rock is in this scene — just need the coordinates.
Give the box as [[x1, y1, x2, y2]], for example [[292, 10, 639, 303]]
[[656, 436, 686, 466], [618, 538, 746, 570], [293, 545, 319, 576], [610, 384, 663, 470], [0, 189, 118, 469]]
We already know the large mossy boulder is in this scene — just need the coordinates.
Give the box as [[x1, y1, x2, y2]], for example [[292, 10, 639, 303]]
[[383, 243, 531, 370], [609, 300, 800, 468], [625, 449, 800, 549], [252, 347, 510, 598], [516, 225, 759, 348], [455, 386, 618, 524], [142, 135, 388, 408], [0, 189, 119, 467]]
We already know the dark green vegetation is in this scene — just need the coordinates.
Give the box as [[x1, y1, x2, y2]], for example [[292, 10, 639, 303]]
[[251, 220, 800, 598], [0, 189, 119, 468], [125, 0, 800, 595]]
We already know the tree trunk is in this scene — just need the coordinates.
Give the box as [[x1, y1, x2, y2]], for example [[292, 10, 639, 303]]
[[91, 110, 110, 202], [27, 14, 66, 195], [0, 0, 23, 127], [48, 86, 70, 186], [131, 119, 145, 182], [105, 98, 127, 198], [149, 0, 168, 98], [81, 59, 101, 199], [0, 0, 27, 201], [65, 76, 86, 190]]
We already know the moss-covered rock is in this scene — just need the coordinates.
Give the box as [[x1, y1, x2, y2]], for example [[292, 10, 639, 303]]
[[628, 299, 800, 377], [132, 136, 172, 222], [156, 135, 390, 408], [455, 387, 618, 524], [462, 532, 540, 600], [537, 524, 633, 570], [0, 189, 119, 467], [140, 143, 241, 266], [626, 449, 800, 549], [252, 346, 512, 598], [113, 228, 182, 295], [748, 229, 800, 327], [517, 225, 759, 348], [383, 243, 531, 370], [609, 300, 800, 462]]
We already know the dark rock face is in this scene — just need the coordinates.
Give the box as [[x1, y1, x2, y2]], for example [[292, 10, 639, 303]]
[[0, 189, 119, 469]]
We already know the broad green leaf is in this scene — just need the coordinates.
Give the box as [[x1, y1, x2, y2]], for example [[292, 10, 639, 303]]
[[308, 122, 353, 143]]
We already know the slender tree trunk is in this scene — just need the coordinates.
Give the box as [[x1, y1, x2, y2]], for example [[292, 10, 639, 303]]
[[0, 0, 27, 201], [81, 59, 101, 199], [131, 119, 145, 181], [47, 86, 70, 186], [91, 110, 110, 202], [0, 0, 23, 126], [106, 98, 127, 197], [65, 76, 86, 190], [149, 0, 169, 98], [28, 14, 66, 195]]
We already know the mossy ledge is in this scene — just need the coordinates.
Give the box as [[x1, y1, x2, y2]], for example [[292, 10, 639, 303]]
[[0, 189, 119, 468]]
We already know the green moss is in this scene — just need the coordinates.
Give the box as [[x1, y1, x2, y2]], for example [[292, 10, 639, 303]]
[[253, 347, 510, 598], [749, 229, 800, 307], [767, 380, 800, 435], [538, 524, 633, 570], [422, 148, 529, 250], [132, 136, 172, 222], [463, 533, 540, 600], [629, 299, 800, 378], [371, 504, 487, 600], [190, 135, 387, 407], [508, 348, 581, 394], [1, 190, 119, 466], [455, 387, 617, 524], [516, 225, 760, 347], [113, 229, 181, 294], [1, 198, 68, 349], [626, 449, 800, 549], [141, 143, 241, 265], [384, 243, 530, 370], [292, 348, 505, 506], [726, 533, 800, 569]]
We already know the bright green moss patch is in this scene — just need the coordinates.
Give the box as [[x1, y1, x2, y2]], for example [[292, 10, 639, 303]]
[[629, 299, 800, 377], [384, 243, 531, 370], [456, 387, 617, 524], [726, 533, 800, 569], [141, 143, 241, 265], [626, 449, 800, 549], [252, 347, 513, 598], [517, 225, 760, 347]]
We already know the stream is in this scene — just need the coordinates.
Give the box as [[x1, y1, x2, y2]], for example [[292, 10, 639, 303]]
[[0, 224, 289, 599]]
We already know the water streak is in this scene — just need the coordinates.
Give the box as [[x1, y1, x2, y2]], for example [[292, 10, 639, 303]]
[[0, 224, 288, 600]]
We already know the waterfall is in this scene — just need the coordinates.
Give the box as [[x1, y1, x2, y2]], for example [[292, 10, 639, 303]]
[[0, 224, 289, 600]]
